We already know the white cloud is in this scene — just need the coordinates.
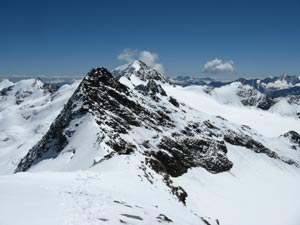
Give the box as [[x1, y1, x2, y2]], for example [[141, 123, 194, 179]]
[[152, 64, 165, 75], [203, 58, 236, 74], [117, 48, 138, 62], [117, 48, 165, 74]]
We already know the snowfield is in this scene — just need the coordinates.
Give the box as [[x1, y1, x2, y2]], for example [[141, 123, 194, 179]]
[[164, 84, 300, 137], [0, 162, 215, 225], [174, 144, 300, 225], [1, 145, 300, 225]]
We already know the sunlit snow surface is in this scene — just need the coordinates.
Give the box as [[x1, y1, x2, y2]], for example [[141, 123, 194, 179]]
[[0, 79, 80, 174], [1, 145, 299, 225], [174, 144, 300, 225], [164, 84, 300, 137], [0, 158, 213, 225]]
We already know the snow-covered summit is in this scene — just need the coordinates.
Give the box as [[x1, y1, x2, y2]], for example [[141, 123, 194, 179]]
[[112, 60, 170, 85], [0, 78, 13, 90], [0, 78, 57, 109]]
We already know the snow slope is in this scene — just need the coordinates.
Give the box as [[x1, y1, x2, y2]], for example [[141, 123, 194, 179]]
[[0, 79, 80, 174], [1, 144, 299, 225], [174, 144, 300, 225], [269, 98, 300, 118], [0, 142, 300, 225], [164, 84, 300, 137], [172, 75, 300, 119], [0, 167, 218, 225], [0, 79, 13, 90]]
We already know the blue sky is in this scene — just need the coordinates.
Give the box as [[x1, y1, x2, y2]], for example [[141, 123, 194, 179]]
[[1, 0, 300, 79]]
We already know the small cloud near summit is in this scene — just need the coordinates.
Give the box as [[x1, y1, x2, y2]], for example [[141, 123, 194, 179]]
[[117, 48, 138, 62], [117, 48, 165, 74], [203, 58, 236, 74]]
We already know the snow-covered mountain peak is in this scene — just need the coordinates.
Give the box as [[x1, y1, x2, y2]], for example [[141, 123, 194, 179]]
[[112, 60, 169, 87], [129, 60, 144, 70], [83, 67, 128, 90], [260, 74, 300, 90], [0, 78, 57, 108], [113, 60, 147, 73], [0, 78, 13, 90]]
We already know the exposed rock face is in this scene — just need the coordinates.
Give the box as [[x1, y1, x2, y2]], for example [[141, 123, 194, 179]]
[[0, 86, 14, 96], [149, 137, 232, 177], [287, 95, 300, 105], [224, 130, 299, 166], [169, 96, 180, 107], [224, 131, 278, 158], [236, 84, 275, 110], [256, 95, 275, 110], [135, 80, 167, 97], [283, 131, 300, 148]]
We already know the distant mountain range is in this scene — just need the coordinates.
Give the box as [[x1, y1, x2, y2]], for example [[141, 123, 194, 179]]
[[171, 73, 300, 118], [172, 73, 300, 96]]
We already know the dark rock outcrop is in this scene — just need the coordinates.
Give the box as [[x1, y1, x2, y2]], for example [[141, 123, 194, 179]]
[[224, 131, 278, 158], [282, 131, 300, 148], [149, 137, 232, 177], [135, 80, 167, 102]]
